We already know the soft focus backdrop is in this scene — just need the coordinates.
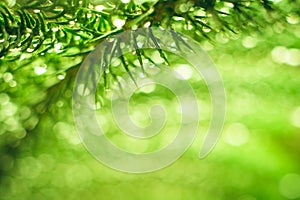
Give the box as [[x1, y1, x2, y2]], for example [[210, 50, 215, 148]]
[[1, 0, 300, 199]]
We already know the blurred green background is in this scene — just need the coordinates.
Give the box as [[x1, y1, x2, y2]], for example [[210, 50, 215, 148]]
[[1, 1, 300, 200]]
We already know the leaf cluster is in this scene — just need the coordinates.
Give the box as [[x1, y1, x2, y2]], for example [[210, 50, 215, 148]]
[[0, 0, 285, 62]]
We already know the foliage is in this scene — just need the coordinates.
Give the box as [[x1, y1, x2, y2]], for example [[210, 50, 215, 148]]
[[0, 0, 283, 60], [0, 0, 287, 111]]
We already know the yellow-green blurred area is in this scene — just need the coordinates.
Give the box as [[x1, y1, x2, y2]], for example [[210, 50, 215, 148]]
[[1, 8, 300, 200]]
